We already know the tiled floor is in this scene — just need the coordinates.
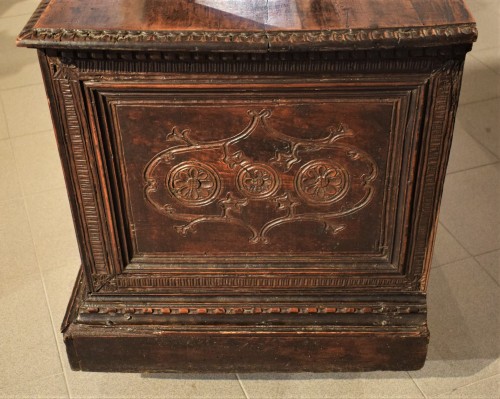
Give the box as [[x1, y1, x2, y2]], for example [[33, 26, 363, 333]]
[[0, 1, 499, 398]]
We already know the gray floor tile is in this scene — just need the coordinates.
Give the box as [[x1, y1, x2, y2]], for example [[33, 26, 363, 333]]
[[43, 265, 80, 333], [469, 6, 500, 52], [0, 274, 64, 391], [65, 364, 246, 399], [0, 14, 43, 90], [431, 223, 470, 268], [459, 56, 500, 105], [11, 130, 66, 195], [467, 0, 499, 12], [0, 139, 22, 202], [0, 101, 7, 140], [0, 373, 69, 399], [0, 199, 38, 281], [472, 47, 500, 76], [439, 164, 500, 255], [238, 372, 424, 399], [0, 1, 40, 19], [1, 84, 53, 137], [447, 120, 498, 174], [457, 98, 500, 159], [24, 189, 80, 272], [475, 250, 500, 285], [410, 258, 500, 397]]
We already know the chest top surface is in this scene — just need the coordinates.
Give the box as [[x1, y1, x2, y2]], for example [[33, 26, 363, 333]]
[[18, 0, 476, 51]]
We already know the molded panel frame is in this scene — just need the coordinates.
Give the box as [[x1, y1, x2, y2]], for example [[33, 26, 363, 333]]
[[38, 51, 462, 295]]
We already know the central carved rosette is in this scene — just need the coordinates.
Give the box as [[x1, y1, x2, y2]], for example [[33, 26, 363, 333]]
[[237, 164, 280, 199], [144, 109, 377, 244]]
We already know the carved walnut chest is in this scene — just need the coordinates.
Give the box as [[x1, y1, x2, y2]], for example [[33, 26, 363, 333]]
[[18, 0, 477, 372]]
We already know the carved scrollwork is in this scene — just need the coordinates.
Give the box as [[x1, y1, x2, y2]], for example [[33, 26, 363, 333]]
[[144, 109, 378, 244]]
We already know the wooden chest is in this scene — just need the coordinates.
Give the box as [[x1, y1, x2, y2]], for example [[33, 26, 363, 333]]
[[18, 0, 477, 372]]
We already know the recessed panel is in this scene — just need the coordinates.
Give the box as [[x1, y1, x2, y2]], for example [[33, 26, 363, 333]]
[[102, 90, 405, 262]]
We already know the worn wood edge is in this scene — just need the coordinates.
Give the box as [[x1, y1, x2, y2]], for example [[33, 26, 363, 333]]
[[18, 24, 478, 51], [63, 322, 429, 372], [17, 1, 477, 50], [61, 266, 85, 334], [16, 0, 50, 46]]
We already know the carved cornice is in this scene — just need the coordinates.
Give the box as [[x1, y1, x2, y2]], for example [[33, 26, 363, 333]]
[[267, 24, 477, 49], [18, 0, 477, 52]]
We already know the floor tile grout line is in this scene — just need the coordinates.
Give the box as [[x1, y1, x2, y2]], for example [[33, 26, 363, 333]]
[[470, 53, 500, 77], [0, 185, 68, 208], [437, 223, 471, 257], [433, 372, 500, 397], [0, 81, 46, 93], [430, 222, 472, 270], [20, 195, 72, 398], [466, 134, 500, 163], [0, 95, 10, 139], [459, 94, 500, 108], [473, 247, 500, 258], [0, 80, 47, 92], [446, 160, 499, 176], [25, 185, 68, 197], [407, 371, 429, 399], [473, 255, 500, 288], [0, 11, 41, 20], [9, 128, 55, 140], [3, 133, 26, 200], [9, 133, 32, 199], [431, 254, 472, 270], [439, 218, 500, 280], [5, 127, 57, 142], [435, 222, 500, 286], [236, 374, 251, 399]]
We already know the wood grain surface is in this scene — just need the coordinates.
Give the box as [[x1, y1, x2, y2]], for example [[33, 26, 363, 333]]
[[35, 0, 474, 32], [18, 0, 476, 51]]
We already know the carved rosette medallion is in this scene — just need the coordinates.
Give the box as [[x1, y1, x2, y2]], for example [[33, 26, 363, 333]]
[[296, 161, 348, 205], [144, 109, 378, 244], [237, 164, 280, 199], [166, 161, 221, 206]]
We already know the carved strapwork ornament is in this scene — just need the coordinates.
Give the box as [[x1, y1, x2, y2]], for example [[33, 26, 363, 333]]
[[144, 109, 378, 245]]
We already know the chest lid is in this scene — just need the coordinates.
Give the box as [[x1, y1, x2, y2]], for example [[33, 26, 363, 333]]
[[18, 0, 476, 51]]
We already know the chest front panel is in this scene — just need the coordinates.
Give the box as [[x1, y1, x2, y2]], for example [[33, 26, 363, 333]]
[[56, 67, 437, 294]]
